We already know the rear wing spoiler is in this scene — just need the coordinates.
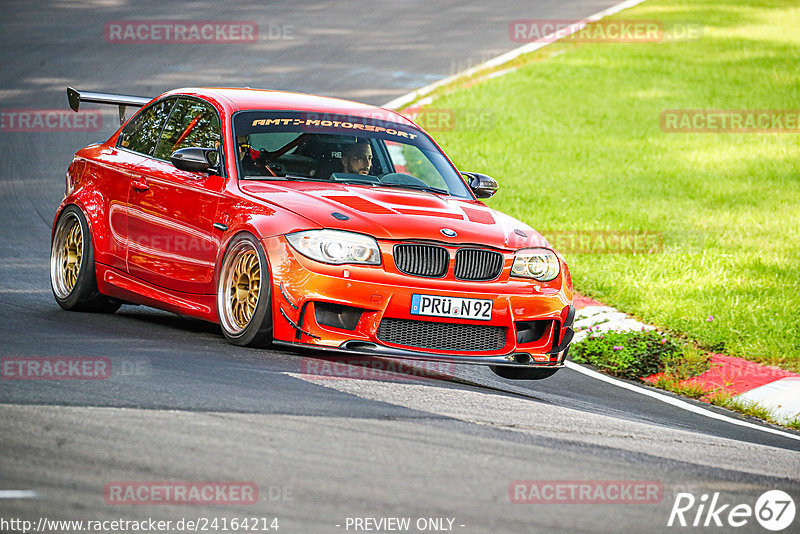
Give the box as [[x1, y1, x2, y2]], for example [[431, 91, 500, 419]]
[[67, 87, 152, 124]]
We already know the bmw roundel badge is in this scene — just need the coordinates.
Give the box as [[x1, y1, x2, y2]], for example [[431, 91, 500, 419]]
[[440, 228, 457, 237]]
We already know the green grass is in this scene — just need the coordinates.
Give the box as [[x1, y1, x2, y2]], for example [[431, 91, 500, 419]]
[[660, 344, 712, 380], [570, 329, 681, 379], [418, 0, 800, 371], [657, 378, 712, 399], [709, 393, 779, 421], [786, 415, 800, 431]]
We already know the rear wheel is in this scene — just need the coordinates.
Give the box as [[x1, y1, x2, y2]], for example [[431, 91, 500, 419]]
[[50, 205, 120, 313], [490, 365, 560, 380], [217, 233, 273, 347]]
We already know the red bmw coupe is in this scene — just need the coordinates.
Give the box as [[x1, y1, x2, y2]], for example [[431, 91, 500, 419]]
[[51, 87, 574, 379]]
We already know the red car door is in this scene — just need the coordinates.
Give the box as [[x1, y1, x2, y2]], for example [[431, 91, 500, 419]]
[[126, 97, 225, 295], [89, 147, 145, 271], [92, 97, 177, 271]]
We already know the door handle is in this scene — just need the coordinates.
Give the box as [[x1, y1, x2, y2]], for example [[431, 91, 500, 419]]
[[131, 178, 149, 192]]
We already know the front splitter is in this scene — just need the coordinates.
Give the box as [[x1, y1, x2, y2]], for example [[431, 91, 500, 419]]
[[273, 340, 565, 368]]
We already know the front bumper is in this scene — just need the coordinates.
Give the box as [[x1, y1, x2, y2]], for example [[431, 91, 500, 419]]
[[265, 235, 575, 367]]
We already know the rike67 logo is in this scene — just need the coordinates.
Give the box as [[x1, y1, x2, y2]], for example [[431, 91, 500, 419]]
[[668, 490, 795, 531]]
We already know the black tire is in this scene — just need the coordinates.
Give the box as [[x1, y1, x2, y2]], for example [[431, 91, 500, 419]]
[[217, 232, 273, 347], [490, 365, 560, 380], [50, 205, 121, 313]]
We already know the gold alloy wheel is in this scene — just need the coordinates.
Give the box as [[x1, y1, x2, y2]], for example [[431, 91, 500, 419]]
[[62, 220, 83, 292], [218, 238, 266, 337], [51, 212, 84, 299], [228, 250, 261, 328]]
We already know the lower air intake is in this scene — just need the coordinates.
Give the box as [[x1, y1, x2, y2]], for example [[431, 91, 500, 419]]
[[376, 318, 506, 352]]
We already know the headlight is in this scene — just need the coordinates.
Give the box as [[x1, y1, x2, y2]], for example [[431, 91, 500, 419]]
[[511, 248, 560, 281], [286, 230, 381, 265]]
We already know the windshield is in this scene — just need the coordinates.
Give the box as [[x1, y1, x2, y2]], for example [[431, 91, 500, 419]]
[[232, 111, 472, 198]]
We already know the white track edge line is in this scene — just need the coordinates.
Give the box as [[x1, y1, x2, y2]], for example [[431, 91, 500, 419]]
[[0, 490, 40, 499], [565, 361, 800, 442], [382, 0, 649, 110]]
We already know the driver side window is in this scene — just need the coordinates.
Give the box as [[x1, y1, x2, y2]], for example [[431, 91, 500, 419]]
[[153, 98, 221, 161]]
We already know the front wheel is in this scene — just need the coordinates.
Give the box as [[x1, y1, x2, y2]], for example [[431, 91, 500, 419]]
[[50, 205, 121, 313], [217, 233, 273, 347], [490, 365, 560, 380]]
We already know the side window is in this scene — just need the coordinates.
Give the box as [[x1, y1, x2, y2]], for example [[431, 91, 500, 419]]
[[153, 98, 221, 161], [384, 140, 448, 190], [118, 99, 176, 156]]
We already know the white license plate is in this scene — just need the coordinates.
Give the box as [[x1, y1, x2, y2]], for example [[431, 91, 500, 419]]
[[410, 294, 492, 321]]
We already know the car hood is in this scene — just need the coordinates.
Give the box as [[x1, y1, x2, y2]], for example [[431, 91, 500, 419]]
[[239, 181, 550, 250]]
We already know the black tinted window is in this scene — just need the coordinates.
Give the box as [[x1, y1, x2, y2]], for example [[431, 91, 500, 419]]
[[118, 98, 175, 156], [154, 98, 221, 161]]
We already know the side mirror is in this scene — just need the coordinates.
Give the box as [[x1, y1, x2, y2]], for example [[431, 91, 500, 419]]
[[170, 147, 220, 174], [462, 172, 499, 199]]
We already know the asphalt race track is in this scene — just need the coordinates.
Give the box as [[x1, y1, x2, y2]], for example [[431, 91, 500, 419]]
[[1, 1, 798, 533]]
